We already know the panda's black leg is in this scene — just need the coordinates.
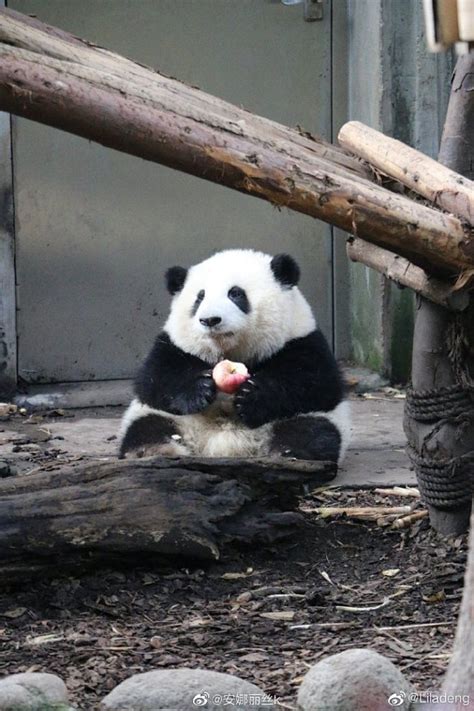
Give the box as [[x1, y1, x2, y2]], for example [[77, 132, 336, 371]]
[[270, 415, 341, 463], [119, 414, 184, 459]]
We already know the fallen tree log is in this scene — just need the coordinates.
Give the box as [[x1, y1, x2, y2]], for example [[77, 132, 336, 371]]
[[0, 8, 473, 278], [0, 455, 335, 582], [347, 238, 470, 311]]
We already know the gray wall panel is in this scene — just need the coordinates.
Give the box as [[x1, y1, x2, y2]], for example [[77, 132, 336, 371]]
[[11, 0, 334, 383]]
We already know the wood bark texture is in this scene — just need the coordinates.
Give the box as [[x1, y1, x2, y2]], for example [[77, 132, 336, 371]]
[[347, 238, 470, 311], [0, 8, 473, 277], [404, 54, 474, 537], [443, 503, 474, 700], [339, 120, 474, 224], [0, 455, 336, 581]]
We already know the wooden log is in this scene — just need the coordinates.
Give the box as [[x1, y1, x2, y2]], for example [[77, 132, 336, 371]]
[[443, 501, 474, 698], [0, 455, 336, 582], [347, 238, 470, 311], [0, 8, 473, 277], [339, 120, 474, 224]]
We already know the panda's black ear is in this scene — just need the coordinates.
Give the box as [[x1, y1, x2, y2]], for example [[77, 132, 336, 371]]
[[271, 253, 300, 288], [165, 266, 188, 295]]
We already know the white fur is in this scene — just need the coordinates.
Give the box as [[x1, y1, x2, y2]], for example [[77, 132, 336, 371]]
[[122, 397, 350, 463], [165, 249, 316, 364], [121, 395, 272, 458]]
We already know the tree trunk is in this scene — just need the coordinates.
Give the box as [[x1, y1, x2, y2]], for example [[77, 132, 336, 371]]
[[404, 55, 474, 536], [0, 8, 473, 278], [442, 503, 474, 702], [0, 455, 335, 583]]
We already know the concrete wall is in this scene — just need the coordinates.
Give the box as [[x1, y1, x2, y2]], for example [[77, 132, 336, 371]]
[[347, 0, 454, 381]]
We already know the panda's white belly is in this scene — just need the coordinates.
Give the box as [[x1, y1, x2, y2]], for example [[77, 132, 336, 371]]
[[120, 395, 349, 462], [121, 395, 271, 458], [178, 393, 272, 457]]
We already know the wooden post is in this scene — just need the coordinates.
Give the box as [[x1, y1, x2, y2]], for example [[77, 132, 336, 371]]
[[442, 504, 474, 699], [404, 55, 474, 536]]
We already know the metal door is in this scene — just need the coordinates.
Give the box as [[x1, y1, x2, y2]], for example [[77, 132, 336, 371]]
[[11, 0, 335, 384]]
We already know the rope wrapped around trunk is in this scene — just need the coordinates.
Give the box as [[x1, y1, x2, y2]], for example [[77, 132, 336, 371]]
[[405, 383, 474, 423], [406, 315, 474, 510], [406, 443, 474, 509]]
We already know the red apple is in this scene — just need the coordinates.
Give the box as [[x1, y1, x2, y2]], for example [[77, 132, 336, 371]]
[[212, 359, 250, 394]]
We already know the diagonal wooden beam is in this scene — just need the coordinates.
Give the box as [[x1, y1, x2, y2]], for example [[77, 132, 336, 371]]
[[339, 120, 474, 224], [0, 8, 473, 278]]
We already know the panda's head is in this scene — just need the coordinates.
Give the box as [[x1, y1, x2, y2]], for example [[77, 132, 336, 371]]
[[164, 249, 316, 364]]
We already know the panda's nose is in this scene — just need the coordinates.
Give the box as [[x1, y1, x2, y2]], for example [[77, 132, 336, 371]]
[[200, 316, 222, 328]]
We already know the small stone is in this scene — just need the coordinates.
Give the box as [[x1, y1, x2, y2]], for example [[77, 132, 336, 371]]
[[0, 672, 70, 710], [297, 648, 413, 711], [0, 461, 15, 478], [0, 403, 17, 418], [100, 668, 276, 710]]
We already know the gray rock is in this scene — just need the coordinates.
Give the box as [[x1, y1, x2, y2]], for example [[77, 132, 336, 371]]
[[100, 668, 276, 710], [0, 672, 70, 710], [298, 648, 413, 711]]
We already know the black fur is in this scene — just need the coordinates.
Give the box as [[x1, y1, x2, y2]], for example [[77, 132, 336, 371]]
[[166, 266, 188, 295], [119, 414, 177, 458], [270, 254, 300, 288], [234, 329, 344, 429], [228, 286, 251, 314], [135, 332, 217, 415], [271, 415, 341, 462], [191, 289, 205, 316]]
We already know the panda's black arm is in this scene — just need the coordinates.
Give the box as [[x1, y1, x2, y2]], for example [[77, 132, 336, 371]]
[[135, 332, 216, 415], [235, 330, 344, 429]]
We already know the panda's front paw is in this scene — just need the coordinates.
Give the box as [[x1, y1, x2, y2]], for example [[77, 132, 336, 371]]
[[194, 371, 217, 411], [234, 378, 265, 428]]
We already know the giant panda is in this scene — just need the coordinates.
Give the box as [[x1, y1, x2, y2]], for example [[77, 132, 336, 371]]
[[119, 249, 350, 464]]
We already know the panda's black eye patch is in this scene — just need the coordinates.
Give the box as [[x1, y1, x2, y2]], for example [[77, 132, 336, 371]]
[[228, 286, 250, 314], [191, 289, 205, 316]]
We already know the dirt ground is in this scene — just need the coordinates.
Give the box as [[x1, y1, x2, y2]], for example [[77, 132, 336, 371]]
[[0, 395, 468, 709]]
